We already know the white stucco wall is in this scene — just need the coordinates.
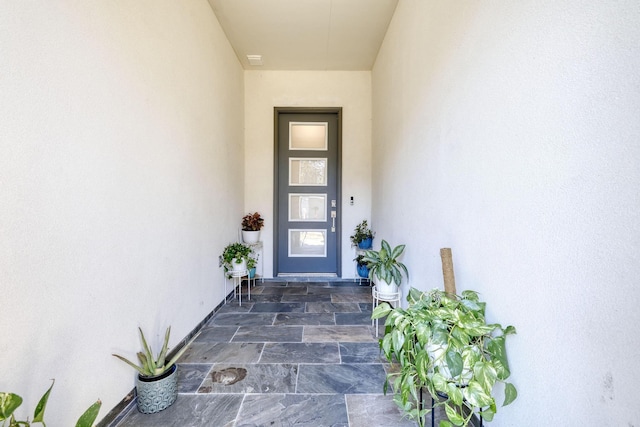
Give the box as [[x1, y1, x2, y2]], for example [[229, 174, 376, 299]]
[[244, 71, 372, 278], [372, 1, 640, 425], [0, 1, 243, 424]]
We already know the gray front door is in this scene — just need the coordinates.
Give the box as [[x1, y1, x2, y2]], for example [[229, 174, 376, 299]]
[[274, 108, 341, 276]]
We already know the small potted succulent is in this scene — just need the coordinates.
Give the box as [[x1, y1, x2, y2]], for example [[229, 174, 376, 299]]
[[222, 242, 252, 274], [241, 212, 264, 243], [247, 253, 259, 279], [362, 239, 408, 296], [112, 327, 190, 414], [350, 220, 375, 249]]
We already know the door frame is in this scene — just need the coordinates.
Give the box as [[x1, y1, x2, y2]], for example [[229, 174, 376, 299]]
[[273, 107, 343, 277]]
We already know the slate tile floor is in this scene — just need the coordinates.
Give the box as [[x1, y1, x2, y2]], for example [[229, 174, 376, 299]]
[[110, 281, 446, 426]]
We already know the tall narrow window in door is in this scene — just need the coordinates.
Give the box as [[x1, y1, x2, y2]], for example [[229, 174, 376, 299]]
[[275, 110, 341, 276]]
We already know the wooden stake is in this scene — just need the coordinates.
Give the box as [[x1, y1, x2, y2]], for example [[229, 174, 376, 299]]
[[440, 248, 456, 296]]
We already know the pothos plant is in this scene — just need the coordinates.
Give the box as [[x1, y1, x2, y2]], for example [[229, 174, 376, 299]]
[[221, 242, 252, 266], [220, 242, 253, 277], [0, 380, 101, 427], [372, 287, 517, 427]]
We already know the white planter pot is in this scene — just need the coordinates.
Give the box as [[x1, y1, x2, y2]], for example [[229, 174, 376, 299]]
[[374, 277, 399, 298], [242, 230, 261, 243], [231, 258, 247, 272]]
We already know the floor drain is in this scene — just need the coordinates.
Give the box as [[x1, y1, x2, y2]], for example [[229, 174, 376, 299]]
[[211, 367, 247, 385]]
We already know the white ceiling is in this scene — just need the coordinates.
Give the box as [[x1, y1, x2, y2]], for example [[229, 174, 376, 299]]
[[207, 0, 399, 70]]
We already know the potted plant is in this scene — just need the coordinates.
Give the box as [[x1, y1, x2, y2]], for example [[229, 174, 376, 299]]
[[241, 212, 264, 243], [354, 254, 369, 279], [247, 253, 259, 279], [0, 380, 101, 427], [362, 239, 408, 296], [371, 288, 517, 427], [350, 220, 375, 249], [222, 242, 252, 274], [112, 327, 190, 414]]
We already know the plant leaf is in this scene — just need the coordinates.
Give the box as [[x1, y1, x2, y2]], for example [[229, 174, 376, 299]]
[[480, 407, 496, 422], [503, 325, 517, 335], [473, 361, 497, 393], [391, 328, 406, 353], [445, 349, 463, 378], [432, 372, 448, 392], [0, 393, 23, 420], [156, 327, 171, 369], [380, 239, 392, 255], [487, 336, 511, 380], [138, 328, 157, 373], [446, 383, 464, 406], [372, 303, 392, 320], [503, 382, 518, 406], [461, 290, 479, 301], [390, 243, 405, 259], [113, 353, 148, 376], [444, 403, 465, 426], [462, 381, 493, 408], [33, 379, 54, 424], [75, 400, 102, 427]]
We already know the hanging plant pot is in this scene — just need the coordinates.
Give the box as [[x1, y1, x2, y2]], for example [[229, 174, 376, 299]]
[[135, 364, 178, 414], [242, 230, 261, 243], [357, 237, 373, 249]]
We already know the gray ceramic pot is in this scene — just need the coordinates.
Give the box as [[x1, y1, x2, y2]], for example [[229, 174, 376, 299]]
[[135, 364, 178, 414]]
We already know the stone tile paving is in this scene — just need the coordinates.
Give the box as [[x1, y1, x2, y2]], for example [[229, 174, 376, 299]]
[[109, 281, 440, 427]]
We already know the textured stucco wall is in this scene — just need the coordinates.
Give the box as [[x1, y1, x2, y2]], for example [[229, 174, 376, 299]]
[[0, 1, 243, 424], [372, 1, 640, 425], [244, 71, 372, 278]]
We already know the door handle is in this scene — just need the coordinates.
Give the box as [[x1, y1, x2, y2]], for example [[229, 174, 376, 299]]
[[331, 210, 336, 232]]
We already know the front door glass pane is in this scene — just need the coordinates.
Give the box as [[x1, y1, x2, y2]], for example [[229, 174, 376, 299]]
[[289, 158, 327, 186], [289, 230, 326, 257], [289, 122, 328, 150], [289, 194, 327, 222]]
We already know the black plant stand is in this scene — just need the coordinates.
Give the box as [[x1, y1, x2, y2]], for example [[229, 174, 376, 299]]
[[420, 388, 483, 427]]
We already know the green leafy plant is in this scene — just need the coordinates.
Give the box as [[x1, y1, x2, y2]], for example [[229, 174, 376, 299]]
[[221, 242, 252, 267], [246, 253, 259, 270], [362, 239, 408, 285], [241, 212, 264, 231], [0, 380, 101, 427], [112, 327, 189, 378], [353, 254, 367, 266], [372, 288, 517, 427], [349, 220, 375, 246], [221, 242, 253, 278]]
